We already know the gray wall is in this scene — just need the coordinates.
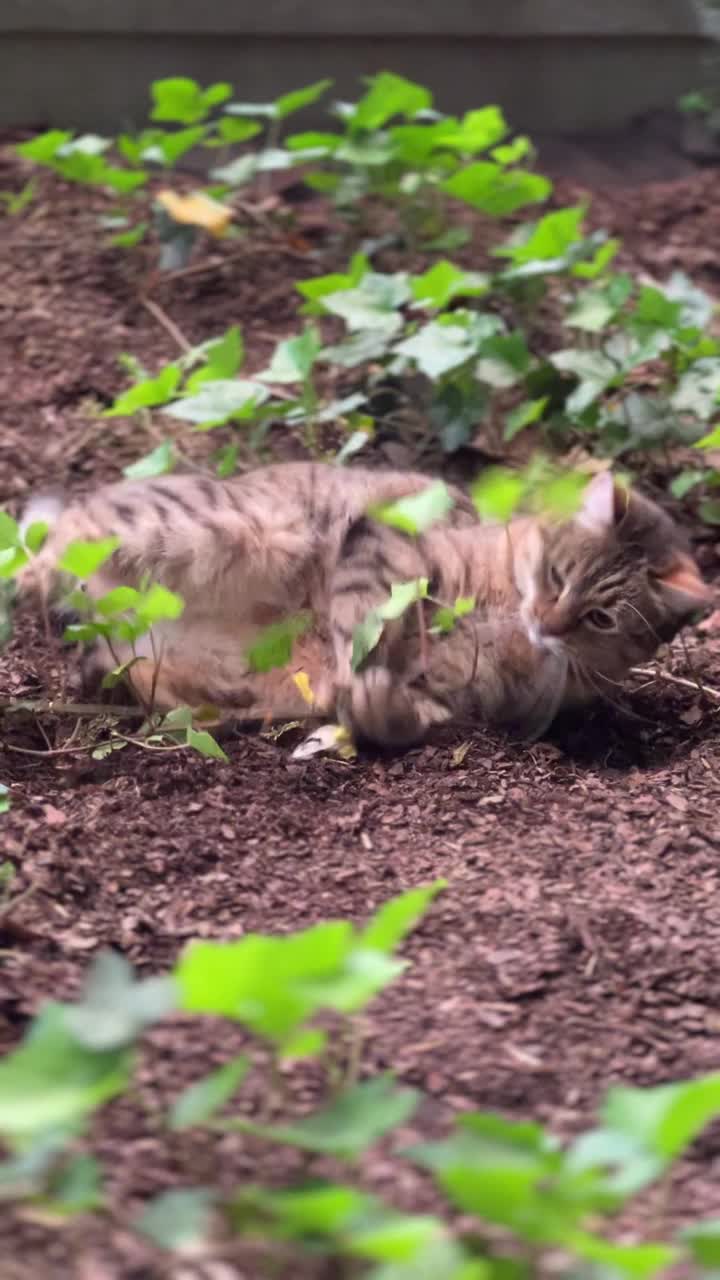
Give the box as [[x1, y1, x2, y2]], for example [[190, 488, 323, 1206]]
[[0, 1, 713, 135]]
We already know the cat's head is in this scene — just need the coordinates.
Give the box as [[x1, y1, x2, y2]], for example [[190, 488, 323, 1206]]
[[513, 470, 714, 695]]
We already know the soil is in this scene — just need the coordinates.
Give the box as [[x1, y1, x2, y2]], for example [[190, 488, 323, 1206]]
[[2, 135, 720, 1278]]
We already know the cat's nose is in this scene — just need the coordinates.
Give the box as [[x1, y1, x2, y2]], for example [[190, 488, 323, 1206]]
[[535, 608, 570, 638]]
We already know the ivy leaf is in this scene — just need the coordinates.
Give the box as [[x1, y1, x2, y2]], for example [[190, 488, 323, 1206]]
[[550, 348, 617, 414], [245, 612, 312, 673], [352, 72, 432, 131], [441, 106, 507, 153], [498, 206, 585, 264], [361, 881, 446, 952], [504, 397, 548, 441], [170, 1056, 249, 1130], [471, 468, 526, 522], [275, 79, 333, 120], [104, 364, 181, 417], [137, 1188, 215, 1251], [351, 580, 429, 671], [369, 482, 454, 535], [123, 441, 176, 480], [186, 326, 244, 388], [0, 1004, 130, 1141], [64, 950, 176, 1050], [168, 379, 268, 427], [395, 322, 476, 378], [443, 164, 551, 216], [410, 261, 489, 309], [672, 359, 720, 420], [261, 327, 321, 383], [151, 77, 231, 124], [186, 728, 229, 763], [566, 288, 619, 333], [59, 538, 120, 579], [245, 1076, 419, 1160]]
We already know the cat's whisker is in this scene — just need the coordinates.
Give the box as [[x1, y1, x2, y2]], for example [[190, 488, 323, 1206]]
[[624, 599, 662, 644]]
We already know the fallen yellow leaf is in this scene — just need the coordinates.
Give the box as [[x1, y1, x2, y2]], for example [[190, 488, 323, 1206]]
[[157, 189, 232, 237], [292, 670, 315, 707]]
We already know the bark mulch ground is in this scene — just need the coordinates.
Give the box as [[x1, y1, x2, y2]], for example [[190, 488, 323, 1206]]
[[2, 134, 720, 1277]]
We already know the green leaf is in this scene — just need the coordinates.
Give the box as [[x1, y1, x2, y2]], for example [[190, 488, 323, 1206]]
[[441, 106, 507, 154], [275, 79, 333, 120], [64, 950, 176, 1050], [0, 785, 10, 815], [137, 1187, 215, 1251], [215, 116, 263, 145], [296, 253, 368, 310], [471, 469, 526, 522], [431, 596, 476, 634], [0, 512, 21, 550], [136, 583, 185, 625], [104, 364, 181, 417], [185, 326, 244, 389], [477, 332, 531, 389], [602, 1073, 720, 1161], [94, 586, 141, 616], [700, 498, 720, 525], [261, 326, 321, 383], [170, 1056, 249, 1130], [664, 270, 716, 330], [369, 482, 454, 536], [500, 206, 585, 264], [550, 348, 617, 415], [186, 728, 229, 763], [572, 237, 621, 279], [245, 612, 312, 673], [23, 521, 49, 554], [570, 1233, 677, 1279], [566, 287, 619, 333], [241, 1182, 371, 1237], [504, 397, 548, 441], [16, 130, 72, 164], [681, 1219, 720, 1266], [59, 537, 120, 579], [395, 322, 476, 378], [351, 580, 428, 671], [151, 77, 231, 124], [670, 468, 709, 498], [123, 441, 176, 480], [362, 881, 446, 953], [0, 1003, 130, 1141], [352, 72, 432, 131], [168, 379, 267, 427], [321, 273, 409, 334], [352, 613, 385, 672], [443, 165, 551, 216], [672, 359, 720, 421], [44, 1154, 103, 1216], [247, 1076, 419, 1160], [410, 261, 489, 309], [322, 330, 393, 368], [176, 922, 356, 1040]]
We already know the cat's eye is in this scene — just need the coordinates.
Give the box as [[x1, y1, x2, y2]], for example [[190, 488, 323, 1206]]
[[584, 608, 615, 631]]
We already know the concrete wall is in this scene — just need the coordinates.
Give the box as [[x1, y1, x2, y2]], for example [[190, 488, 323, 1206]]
[[0, 1, 713, 135]]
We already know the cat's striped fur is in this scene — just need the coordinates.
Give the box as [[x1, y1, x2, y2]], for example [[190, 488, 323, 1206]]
[[17, 463, 713, 746]]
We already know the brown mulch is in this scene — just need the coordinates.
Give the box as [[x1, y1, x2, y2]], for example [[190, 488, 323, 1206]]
[[3, 141, 720, 1277]]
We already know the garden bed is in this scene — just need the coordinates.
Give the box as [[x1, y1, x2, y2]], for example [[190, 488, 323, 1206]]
[[3, 134, 720, 1277]]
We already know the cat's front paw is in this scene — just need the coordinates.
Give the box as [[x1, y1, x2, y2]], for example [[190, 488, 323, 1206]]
[[342, 666, 425, 748]]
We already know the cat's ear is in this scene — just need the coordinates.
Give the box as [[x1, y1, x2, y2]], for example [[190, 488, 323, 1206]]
[[575, 471, 616, 535], [653, 552, 714, 619]]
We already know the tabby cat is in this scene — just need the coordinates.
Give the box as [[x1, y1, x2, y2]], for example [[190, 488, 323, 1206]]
[[17, 463, 713, 746]]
